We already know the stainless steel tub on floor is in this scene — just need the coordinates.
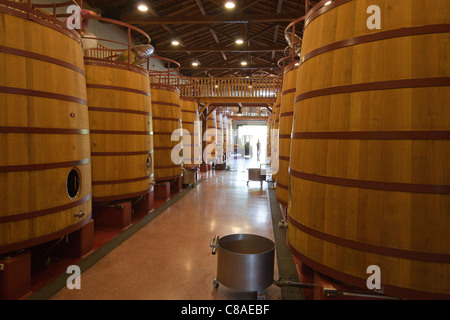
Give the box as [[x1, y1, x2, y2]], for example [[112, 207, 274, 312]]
[[210, 234, 275, 294], [246, 164, 269, 187]]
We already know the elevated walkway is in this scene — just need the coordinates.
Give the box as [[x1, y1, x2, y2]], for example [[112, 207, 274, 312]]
[[179, 76, 279, 105]]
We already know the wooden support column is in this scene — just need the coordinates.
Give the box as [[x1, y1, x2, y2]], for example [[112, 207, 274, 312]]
[[198, 102, 210, 115]]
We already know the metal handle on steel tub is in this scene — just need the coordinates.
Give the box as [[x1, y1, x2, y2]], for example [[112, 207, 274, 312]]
[[210, 234, 220, 255]]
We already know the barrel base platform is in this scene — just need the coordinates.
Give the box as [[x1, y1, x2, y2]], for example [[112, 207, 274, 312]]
[[92, 191, 155, 230], [155, 176, 183, 201], [0, 219, 95, 300]]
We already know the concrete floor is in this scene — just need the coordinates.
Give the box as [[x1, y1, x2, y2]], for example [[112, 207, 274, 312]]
[[49, 155, 281, 300]]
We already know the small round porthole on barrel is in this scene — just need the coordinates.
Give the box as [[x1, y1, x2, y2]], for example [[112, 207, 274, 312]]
[[66, 168, 81, 199]]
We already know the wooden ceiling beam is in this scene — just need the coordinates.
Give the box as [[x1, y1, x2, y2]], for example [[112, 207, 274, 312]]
[[182, 64, 279, 70], [123, 13, 300, 25], [135, 2, 195, 60], [195, 0, 207, 15], [272, 0, 284, 60], [155, 45, 285, 53], [239, 0, 263, 13], [248, 24, 277, 41], [151, 25, 211, 46], [252, 53, 275, 65], [194, 0, 228, 61]]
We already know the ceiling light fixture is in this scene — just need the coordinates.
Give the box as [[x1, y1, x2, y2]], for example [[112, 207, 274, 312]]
[[324, 1, 332, 6], [235, 38, 244, 45], [171, 40, 180, 46], [237, 106, 243, 116], [192, 60, 199, 67], [138, 4, 149, 12], [225, 1, 236, 9], [241, 61, 248, 66]]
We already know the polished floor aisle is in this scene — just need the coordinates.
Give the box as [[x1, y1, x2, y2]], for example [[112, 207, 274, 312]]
[[49, 156, 281, 300]]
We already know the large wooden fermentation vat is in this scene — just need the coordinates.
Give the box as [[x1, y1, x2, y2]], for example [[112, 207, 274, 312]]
[[151, 85, 183, 182], [206, 109, 217, 164], [271, 92, 281, 179], [180, 97, 201, 168], [0, 4, 91, 254], [288, 0, 450, 299], [227, 118, 233, 159], [276, 66, 298, 208], [267, 113, 273, 159], [216, 113, 224, 164], [223, 115, 229, 162], [85, 64, 154, 202]]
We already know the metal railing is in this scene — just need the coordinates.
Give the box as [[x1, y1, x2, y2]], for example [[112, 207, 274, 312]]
[[31, 0, 82, 17], [279, 14, 305, 73], [280, 0, 339, 71], [219, 106, 270, 118], [181, 76, 280, 99], [80, 15, 153, 73]]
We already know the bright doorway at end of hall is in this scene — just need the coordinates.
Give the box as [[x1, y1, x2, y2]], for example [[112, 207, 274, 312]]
[[235, 124, 268, 164]]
